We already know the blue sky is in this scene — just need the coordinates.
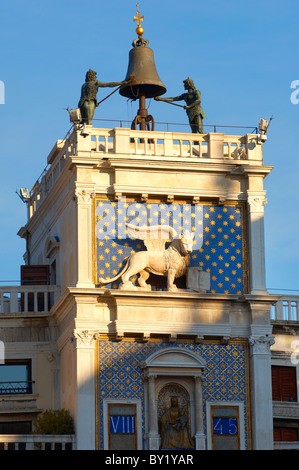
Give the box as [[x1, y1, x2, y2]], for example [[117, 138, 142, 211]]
[[0, 0, 298, 293]]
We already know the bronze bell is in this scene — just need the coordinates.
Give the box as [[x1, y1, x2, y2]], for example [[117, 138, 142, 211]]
[[119, 38, 166, 100], [119, 37, 166, 131]]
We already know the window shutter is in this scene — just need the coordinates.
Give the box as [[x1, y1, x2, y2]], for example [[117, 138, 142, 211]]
[[271, 366, 297, 402], [271, 366, 280, 401], [274, 427, 298, 442]]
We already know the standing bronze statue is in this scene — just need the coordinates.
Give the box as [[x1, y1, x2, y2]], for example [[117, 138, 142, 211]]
[[78, 69, 128, 125], [155, 78, 207, 134]]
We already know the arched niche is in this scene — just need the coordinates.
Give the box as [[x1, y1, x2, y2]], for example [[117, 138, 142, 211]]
[[44, 236, 60, 259], [141, 347, 206, 450], [44, 236, 60, 285]]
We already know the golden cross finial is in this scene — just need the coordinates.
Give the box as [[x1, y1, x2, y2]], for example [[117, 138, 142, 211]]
[[134, 3, 144, 37]]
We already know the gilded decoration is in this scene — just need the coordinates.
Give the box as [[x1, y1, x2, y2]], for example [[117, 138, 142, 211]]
[[94, 198, 248, 294], [95, 338, 250, 450]]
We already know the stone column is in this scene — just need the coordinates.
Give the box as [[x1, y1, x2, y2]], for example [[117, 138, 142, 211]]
[[74, 186, 95, 288], [249, 334, 275, 449], [247, 191, 268, 294], [193, 374, 206, 449], [147, 375, 160, 450], [73, 329, 99, 450]]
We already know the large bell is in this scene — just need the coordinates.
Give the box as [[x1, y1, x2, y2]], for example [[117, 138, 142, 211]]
[[119, 37, 166, 132], [119, 39, 166, 100]]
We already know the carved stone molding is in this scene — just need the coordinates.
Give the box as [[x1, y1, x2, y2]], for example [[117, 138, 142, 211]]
[[74, 188, 96, 204], [72, 329, 99, 346], [192, 196, 200, 204], [193, 374, 203, 383], [47, 353, 55, 363], [247, 192, 267, 213], [249, 335, 275, 354], [273, 401, 299, 419], [114, 192, 124, 202], [146, 374, 158, 383], [140, 193, 148, 202]]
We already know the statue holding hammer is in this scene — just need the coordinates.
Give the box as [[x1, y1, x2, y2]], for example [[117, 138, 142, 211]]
[[78, 69, 129, 125], [155, 78, 207, 134]]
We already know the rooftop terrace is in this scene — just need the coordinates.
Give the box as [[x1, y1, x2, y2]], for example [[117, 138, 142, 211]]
[[26, 123, 266, 220]]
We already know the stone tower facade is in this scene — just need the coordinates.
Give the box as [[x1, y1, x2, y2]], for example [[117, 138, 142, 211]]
[[15, 125, 277, 450]]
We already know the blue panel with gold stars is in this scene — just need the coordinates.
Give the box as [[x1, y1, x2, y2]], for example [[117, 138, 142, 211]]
[[95, 338, 250, 450], [95, 199, 247, 294]]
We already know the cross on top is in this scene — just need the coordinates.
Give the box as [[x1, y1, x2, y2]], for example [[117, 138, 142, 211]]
[[134, 4, 144, 28]]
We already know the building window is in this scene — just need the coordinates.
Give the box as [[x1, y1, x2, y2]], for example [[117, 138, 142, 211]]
[[271, 366, 297, 402], [0, 421, 32, 434], [274, 426, 298, 442], [0, 360, 32, 395]]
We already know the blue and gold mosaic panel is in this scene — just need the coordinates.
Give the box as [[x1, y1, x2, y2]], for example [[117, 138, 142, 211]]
[[96, 339, 250, 450], [94, 200, 247, 294]]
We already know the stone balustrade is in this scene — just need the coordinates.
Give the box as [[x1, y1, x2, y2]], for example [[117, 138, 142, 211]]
[[27, 126, 263, 219], [0, 285, 60, 314], [0, 434, 75, 450]]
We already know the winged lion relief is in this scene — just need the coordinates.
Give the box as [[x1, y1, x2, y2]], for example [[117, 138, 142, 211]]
[[98, 223, 195, 292]]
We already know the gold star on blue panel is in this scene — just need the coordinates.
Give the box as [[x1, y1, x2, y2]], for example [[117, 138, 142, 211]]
[[95, 201, 246, 294]]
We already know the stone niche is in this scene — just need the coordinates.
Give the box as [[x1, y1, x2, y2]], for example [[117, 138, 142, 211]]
[[141, 347, 206, 450]]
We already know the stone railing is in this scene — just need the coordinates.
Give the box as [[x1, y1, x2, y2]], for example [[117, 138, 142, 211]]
[[271, 296, 299, 322], [274, 441, 299, 450], [0, 285, 60, 314], [85, 127, 262, 162], [27, 126, 263, 219], [0, 434, 75, 450]]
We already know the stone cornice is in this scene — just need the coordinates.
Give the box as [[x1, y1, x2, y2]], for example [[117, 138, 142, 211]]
[[51, 286, 281, 306]]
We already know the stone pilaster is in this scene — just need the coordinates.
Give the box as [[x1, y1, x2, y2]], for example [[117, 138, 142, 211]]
[[146, 375, 160, 450], [247, 191, 268, 294], [193, 374, 206, 449], [74, 186, 96, 288], [72, 329, 99, 450], [249, 333, 275, 449]]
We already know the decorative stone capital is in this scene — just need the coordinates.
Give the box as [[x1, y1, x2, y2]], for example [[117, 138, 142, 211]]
[[72, 329, 99, 346], [247, 192, 267, 213], [193, 374, 203, 383], [249, 335, 275, 354], [74, 188, 96, 204], [144, 374, 158, 384]]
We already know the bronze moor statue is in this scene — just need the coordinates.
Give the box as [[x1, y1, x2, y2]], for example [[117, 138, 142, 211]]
[[78, 69, 128, 125], [155, 77, 207, 134]]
